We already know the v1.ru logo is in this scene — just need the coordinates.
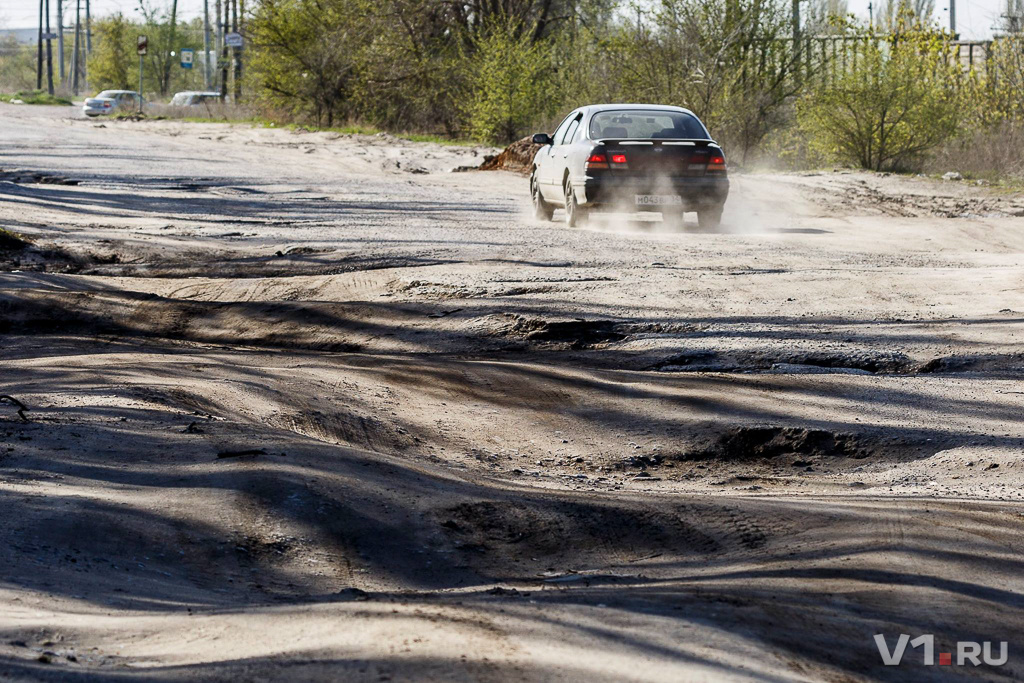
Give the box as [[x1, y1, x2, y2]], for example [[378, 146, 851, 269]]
[[875, 634, 1008, 666]]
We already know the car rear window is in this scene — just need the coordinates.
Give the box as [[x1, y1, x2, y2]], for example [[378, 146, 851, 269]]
[[589, 110, 708, 140]]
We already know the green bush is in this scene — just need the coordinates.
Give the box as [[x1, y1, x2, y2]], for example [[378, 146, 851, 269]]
[[465, 20, 555, 144], [88, 14, 134, 91], [248, 0, 372, 127], [797, 22, 968, 171]]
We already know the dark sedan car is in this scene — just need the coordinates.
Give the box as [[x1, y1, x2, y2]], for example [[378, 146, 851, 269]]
[[530, 104, 729, 228]]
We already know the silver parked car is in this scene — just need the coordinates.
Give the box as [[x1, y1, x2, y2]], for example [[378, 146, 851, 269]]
[[83, 90, 142, 117], [169, 91, 222, 107]]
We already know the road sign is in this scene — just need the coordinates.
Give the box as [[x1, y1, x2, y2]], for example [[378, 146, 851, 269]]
[[180, 49, 194, 69], [137, 35, 148, 56], [225, 32, 243, 48]]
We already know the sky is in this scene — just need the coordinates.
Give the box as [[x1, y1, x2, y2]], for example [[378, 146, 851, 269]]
[[0, 0, 1012, 39]]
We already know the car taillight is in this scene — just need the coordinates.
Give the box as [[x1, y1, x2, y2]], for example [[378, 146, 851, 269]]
[[708, 155, 726, 172], [103, 102, 111, 107], [586, 152, 608, 170], [610, 153, 627, 164]]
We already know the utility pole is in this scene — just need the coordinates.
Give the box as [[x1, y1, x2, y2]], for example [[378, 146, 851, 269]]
[[203, 0, 211, 89], [37, 0, 44, 90], [949, 0, 956, 34], [220, 0, 229, 100], [232, 0, 240, 102], [57, 0, 65, 83], [83, 0, 90, 90], [164, 0, 178, 96], [868, 2, 873, 29], [216, 0, 225, 98], [71, 0, 80, 94], [45, 0, 54, 95], [238, 0, 245, 99]]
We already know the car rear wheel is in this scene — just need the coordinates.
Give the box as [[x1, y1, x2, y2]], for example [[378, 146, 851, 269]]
[[531, 173, 554, 221], [564, 182, 587, 228], [697, 205, 724, 230]]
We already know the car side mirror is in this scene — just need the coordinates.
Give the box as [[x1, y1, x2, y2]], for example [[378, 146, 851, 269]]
[[532, 133, 553, 146]]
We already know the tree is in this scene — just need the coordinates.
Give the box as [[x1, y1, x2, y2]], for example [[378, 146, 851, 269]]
[[465, 19, 555, 143], [87, 14, 133, 90], [137, 0, 182, 96], [598, 0, 801, 162], [797, 22, 967, 171], [806, 0, 849, 34], [0, 34, 38, 91], [986, 35, 1024, 122], [875, 0, 935, 31], [248, 0, 372, 127]]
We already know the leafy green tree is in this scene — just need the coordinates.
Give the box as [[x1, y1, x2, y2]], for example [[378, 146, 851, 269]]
[[597, 0, 800, 161], [797, 21, 967, 171], [875, 0, 935, 31], [88, 14, 134, 90], [137, 0, 184, 96], [986, 35, 1024, 122], [465, 19, 555, 143], [0, 35, 37, 91], [248, 0, 372, 126]]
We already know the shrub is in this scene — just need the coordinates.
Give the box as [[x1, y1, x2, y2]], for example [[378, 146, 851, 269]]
[[797, 22, 968, 172], [88, 14, 135, 91], [464, 20, 555, 144]]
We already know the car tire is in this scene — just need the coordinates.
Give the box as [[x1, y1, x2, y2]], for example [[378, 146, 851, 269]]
[[564, 182, 588, 228], [697, 205, 724, 230], [531, 172, 554, 221]]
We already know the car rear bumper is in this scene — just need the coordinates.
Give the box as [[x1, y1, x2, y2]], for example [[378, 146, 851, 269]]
[[82, 106, 111, 116], [581, 175, 729, 210]]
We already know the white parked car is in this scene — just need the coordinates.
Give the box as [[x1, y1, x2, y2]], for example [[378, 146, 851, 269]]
[[83, 90, 142, 117], [169, 91, 222, 107]]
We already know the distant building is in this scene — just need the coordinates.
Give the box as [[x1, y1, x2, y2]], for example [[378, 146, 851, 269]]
[[0, 28, 42, 45]]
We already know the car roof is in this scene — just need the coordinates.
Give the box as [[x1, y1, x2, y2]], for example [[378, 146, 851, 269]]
[[173, 91, 220, 96], [582, 104, 699, 117]]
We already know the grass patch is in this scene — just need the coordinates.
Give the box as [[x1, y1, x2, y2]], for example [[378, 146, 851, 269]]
[[0, 90, 73, 106], [0, 227, 31, 250]]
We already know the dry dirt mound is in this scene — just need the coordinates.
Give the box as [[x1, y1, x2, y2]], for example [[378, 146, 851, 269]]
[[0, 228, 31, 251], [479, 136, 542, 175]]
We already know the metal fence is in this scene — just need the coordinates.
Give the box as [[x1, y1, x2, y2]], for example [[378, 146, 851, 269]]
[[787, 34, 1022, 84]]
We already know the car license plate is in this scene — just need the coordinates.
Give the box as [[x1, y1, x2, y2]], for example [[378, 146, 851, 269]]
[[635, 195, 682, 206]]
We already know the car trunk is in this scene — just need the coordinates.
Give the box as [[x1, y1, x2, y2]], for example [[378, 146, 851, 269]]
[[598, 139, 718, 178]]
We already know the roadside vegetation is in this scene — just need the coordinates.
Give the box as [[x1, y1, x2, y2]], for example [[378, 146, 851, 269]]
[[1, 1, 1023, 179], [0, 90, 72, 105]]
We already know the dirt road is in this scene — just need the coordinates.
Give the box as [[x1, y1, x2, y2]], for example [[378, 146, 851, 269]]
[[1, 103, 1023, 681]]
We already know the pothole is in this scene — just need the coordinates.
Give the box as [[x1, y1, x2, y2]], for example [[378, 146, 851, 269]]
[[0, 169, 80, 186], [436, 499, 722, 567], [686, 426, 873, 461], [502, 315, 626, 349], [651, 350, 1022, 375]]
